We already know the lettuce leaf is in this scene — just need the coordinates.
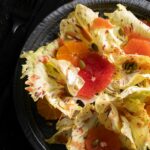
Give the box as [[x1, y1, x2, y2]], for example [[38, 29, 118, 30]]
[[75, 4, 98, 30], [105, 4, 150, 39], [105, 54, 150, 98], [118, 86, 150, 102], [74, 4, 126, 57], [46, 115, 73, 144], [95, 97, 121, 132], [67, 105, 99, 150], [125, 111, 150, 150], [95, 95, 150, 150], [60, 16, 82, 41], [21, 41, 84, 118], [91, 27, 125, 56]]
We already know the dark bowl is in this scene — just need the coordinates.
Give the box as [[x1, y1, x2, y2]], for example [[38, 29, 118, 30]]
[[13, 0, 150, 150]]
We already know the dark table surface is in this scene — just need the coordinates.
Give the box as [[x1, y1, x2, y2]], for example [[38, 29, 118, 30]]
[[0, 0, 70, 149]]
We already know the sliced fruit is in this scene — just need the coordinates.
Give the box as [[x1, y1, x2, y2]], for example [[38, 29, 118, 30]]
[[36, 98, 61, 120], [56, 40, 89, 66], [85, 125, 121, 150], [146, 104, 150, 117], [77, 53, 114, 99], [126, 32, 150, 42], [124, 38, 150, 56], [91, 17, 113, 29]]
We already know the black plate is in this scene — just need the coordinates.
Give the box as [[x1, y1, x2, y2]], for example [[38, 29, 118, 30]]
[[13, 0, 150, 150]]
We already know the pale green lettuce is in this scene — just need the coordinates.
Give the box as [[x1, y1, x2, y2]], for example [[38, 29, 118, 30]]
[[46, 115, 73, 144], [96, 95, 150, 150], [67, 105, 99, 150], [75, 4, 98, 29], [21, 40, 84, 118], [105, 4, 150, 39], [74, 4, 126, 56]]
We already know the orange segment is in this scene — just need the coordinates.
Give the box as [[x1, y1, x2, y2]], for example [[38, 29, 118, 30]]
[[146, 105, 150, 117], [123, 38, 150, 56], [91, 17, 113, 29], [127, 32, 150, 42], [85, 125, 121, 150], [64, 41, 88, 56], [36, 98, 61, 120], [56, 41, 89, 66]]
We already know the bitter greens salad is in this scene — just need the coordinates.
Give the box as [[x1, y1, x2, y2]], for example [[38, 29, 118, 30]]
[[21, 3, 150, 150]]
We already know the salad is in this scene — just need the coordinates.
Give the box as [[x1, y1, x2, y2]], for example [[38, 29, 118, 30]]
[[21, 3, 150, 150]]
